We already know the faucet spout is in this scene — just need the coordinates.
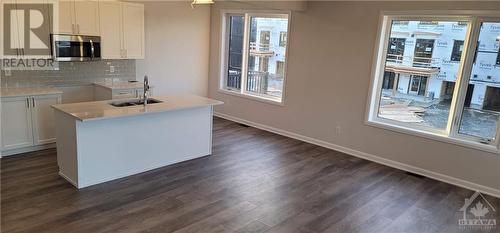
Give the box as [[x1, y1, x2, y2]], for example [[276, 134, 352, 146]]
[[143, 75, 150, 107]]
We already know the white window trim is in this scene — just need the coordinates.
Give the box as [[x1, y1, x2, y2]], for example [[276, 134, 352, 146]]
[[365, 11, 500, 155], [218, 10, 291, 106]]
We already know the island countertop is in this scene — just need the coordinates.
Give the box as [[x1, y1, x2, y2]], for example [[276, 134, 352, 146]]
[[52, 94, 223, 122]]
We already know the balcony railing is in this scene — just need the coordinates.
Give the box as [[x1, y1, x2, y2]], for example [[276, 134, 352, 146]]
[[226, 69, 284, 97], [227, 68, 241, 89], [386, 54, 441, 68], [246, 71, 283, 96]]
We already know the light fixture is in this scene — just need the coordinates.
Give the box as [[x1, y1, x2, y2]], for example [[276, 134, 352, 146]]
[[191, 0, 214, 7]]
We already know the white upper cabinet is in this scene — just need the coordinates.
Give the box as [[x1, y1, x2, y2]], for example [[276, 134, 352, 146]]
[[0, 0, 54, 59], [121, 2, 144, 59], [58, 0, 74, 34], [73, 0, 100, 35], [99, 1, 122, 59], [56, 0, 99, 36], [99, 1, 144, 59]]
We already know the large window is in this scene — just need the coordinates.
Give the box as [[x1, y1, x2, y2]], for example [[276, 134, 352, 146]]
[[221, 12, 289, 103], [367, 15, 500, 152]]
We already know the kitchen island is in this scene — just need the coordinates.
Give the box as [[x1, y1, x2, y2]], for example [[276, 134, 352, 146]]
[[52, 95, 223, 188]]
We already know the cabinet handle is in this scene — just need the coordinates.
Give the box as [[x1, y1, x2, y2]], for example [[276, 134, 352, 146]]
[[26, 98, 30, 108], [77, 24, 80, 34], [32, 97, 35, 108]]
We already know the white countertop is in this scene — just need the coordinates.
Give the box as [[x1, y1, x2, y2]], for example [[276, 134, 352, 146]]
[[52, 94, 223, 122], [0, 86, 63, 98], [94, 81, 146, 90]]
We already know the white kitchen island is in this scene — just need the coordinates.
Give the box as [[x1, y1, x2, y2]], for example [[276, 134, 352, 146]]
[[52, 95, 223, 189]]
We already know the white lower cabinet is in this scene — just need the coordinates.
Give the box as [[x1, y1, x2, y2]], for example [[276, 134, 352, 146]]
[[1, 94, 61, 154], [1, 97, 34, 150], [32, 95, 60, 145]]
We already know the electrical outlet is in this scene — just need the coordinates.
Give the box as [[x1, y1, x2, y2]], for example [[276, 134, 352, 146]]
[[335, 125, 342, 135], [109, 66, 115, 73]]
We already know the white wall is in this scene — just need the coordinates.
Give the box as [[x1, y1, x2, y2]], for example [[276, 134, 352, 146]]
[[208, 1, 500, 195], [136, 1, 210, 96]]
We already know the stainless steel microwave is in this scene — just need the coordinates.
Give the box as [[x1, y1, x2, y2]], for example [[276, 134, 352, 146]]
[[51, 34, 101, 61]]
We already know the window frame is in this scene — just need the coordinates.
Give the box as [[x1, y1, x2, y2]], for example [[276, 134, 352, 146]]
[[365, 12, 500, 154], [219, 10, 291, 105]]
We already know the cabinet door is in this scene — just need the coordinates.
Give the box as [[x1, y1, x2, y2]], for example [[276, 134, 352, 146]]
[[57, 0, 75, 34], [112, 89, 135, 99], [1, 97, 33, 150], [31, 95, 60, 145], [99, 1, 122, 59], [17, 0, 53, 59], [2, 0, 24, 58], [73, 0, 100, 36], [122, 3, 144, 59]]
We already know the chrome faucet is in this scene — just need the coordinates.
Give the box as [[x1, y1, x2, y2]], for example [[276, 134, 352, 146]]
[[143, 75, 150, 106]]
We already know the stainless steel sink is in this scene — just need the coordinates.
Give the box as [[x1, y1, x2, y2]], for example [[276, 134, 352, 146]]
[[110, 98, 163, 107]]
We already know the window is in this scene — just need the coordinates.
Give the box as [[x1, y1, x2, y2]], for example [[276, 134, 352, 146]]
[[279, 31, 287, 47], [225, 15, 245, 90], [413, 39, 435, 67], [221, 12, 289, 103], [276, 61, 285, 77], [497, 46, 500, 65], [367, 15, 500, 152], [451, 40, 464, 62]]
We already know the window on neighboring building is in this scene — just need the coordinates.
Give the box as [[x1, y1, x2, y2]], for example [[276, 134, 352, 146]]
[[451, 40, 464, 62], [497, 46, 500, 65], [367, 16, 500, 150], [413, 39, 435, 67], [387, 38, 406, 63], [221, 12, 289, 103], [276, 61, 285, 77], [279, 31, 287, 47]]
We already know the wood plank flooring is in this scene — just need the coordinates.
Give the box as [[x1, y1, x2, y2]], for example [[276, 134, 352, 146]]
[[1, 117, 499, 233]]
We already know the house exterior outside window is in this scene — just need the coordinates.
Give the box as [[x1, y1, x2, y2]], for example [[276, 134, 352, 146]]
[[366, 14, 500, 153], [221, 11, 290, 104]]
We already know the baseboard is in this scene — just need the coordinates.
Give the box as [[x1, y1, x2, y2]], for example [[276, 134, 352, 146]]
[[214, 112, 500, 198], [58, 171, 78, 188], [1, 143, 56, 157]]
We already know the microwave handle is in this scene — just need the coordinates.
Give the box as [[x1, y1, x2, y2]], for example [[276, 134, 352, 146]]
[[90, 40, 95, 60]]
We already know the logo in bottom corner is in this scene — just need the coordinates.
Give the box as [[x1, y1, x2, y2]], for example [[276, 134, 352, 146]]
[[459, 191, 497, 231]]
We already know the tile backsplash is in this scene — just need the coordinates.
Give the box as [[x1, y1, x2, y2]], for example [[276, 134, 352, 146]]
[[1, 60, 136, 87]]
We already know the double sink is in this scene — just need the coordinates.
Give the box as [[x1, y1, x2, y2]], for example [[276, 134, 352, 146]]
[[110, 98, 163, 107]]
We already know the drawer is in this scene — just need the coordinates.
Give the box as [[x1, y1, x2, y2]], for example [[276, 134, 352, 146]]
[[112, 90, 136, 99]]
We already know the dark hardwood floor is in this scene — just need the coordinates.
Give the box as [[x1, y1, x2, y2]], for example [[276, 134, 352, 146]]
[[1, 117, 499, 233]]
